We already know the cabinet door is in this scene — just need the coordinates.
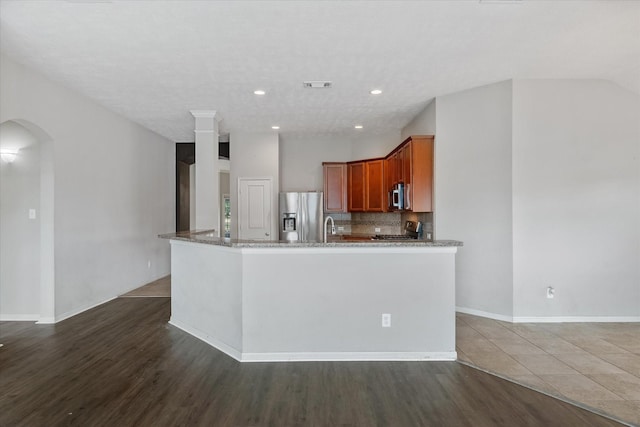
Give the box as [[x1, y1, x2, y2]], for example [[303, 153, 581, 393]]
[[348, 162, 365, 212], [385, 156, 394, 191], [402, 142, 413, 210], [365, 159, 385, 212], [395, 149, 403, 184], [410, 137, 434, 212], [323, 163, 347, 213]]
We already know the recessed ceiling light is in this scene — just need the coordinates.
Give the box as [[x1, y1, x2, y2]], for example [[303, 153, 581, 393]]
[[370, 89, 382, 95], [254, 90, 266, 95], [271, 126, 280, 130], [354, 125, 363, 129]]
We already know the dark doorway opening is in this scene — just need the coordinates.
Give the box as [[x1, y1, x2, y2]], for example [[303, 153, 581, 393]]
[[176, 143, 195, 232]]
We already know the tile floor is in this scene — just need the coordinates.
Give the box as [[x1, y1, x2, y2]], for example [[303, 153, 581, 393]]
[[456, 312, 640, 426]]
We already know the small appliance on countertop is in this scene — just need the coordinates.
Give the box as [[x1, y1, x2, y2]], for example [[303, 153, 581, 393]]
[[372, 220, 425, 241]]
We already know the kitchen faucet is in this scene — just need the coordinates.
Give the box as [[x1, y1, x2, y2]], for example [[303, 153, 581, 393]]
[[323, 216, 336, 243]]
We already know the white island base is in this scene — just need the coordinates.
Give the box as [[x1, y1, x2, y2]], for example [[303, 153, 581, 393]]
[[168, 238, 459, 362]]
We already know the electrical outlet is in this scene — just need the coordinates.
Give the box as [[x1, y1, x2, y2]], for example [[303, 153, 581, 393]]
[[147, 260, 152, 269], [382, 313, 391, 327], [375, 227, 381, 233], [546, 286, 555, 299], [338, 226, 344, 231], [28, 209, 36, 219]]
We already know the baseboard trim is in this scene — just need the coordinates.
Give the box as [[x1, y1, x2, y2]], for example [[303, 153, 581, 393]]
[[456, 306, 513, 322], [512, 316, 640, 323], [168, 318, 243, 362], [168, 318, 457, 362], [36, 317, 56, 324], [54, 296, 117, 323], [0, 314, 39, 321], [457, 307, 640, 323], [240, 351, 458, 363]]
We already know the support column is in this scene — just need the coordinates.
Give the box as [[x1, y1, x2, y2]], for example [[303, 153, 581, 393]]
[[190, 110, 220, 234]]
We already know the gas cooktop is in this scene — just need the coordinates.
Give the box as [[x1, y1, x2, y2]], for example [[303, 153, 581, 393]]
[[371, 234, 418, 240], [371, 220, 423, 240]]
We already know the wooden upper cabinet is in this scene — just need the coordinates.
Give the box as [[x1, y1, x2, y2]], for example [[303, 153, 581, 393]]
[[385, 155, 395, 192], [396, 148, 404, 185], [323, 162, 347, 213], [343, 135, 434, 213], [365, 159, 385, 212], [402, 142, 412, 186], [401, 141, 412, 209], [347, 161, 366, 212], [388, 150, 402, 187], [406, 136, 434, 212], [348, 159, 386, 212]]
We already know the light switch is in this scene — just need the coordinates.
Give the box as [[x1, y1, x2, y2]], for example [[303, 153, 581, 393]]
[[28, 209, 36, 220]]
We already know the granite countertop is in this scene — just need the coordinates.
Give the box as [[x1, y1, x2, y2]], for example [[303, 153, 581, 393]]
[[159, 230, 463, 248]]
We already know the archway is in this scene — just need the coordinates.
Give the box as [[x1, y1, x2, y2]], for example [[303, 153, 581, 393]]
[[0, 119, 54, 323]]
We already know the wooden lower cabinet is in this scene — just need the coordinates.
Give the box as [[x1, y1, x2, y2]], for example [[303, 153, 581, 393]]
[[322, 162, 347, 213]]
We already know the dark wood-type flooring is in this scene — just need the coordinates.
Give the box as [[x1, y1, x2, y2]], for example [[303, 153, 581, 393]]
[[0, 298, 624, 427]]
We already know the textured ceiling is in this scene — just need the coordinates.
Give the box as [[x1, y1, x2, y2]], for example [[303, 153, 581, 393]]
[[1, 1, 638, 141]]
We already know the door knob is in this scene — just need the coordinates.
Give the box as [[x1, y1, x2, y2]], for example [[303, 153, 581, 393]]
[[265, 233, 269, 236]]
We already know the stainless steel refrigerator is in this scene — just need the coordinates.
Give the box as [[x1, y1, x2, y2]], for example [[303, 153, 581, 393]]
[[279, 192, 324, 242]]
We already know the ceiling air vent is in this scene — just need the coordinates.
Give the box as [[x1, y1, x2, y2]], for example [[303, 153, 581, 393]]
[[303, 81, 332, 89]]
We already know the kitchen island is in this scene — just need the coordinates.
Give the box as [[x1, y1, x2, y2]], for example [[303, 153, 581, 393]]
[[160, 230, 462, 362]]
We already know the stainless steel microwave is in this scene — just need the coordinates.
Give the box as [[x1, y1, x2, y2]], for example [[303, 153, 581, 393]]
[[389, 183, 404, 210]]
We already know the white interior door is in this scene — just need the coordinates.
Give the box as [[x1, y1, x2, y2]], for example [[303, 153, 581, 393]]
[[238, 178, 272, 240]]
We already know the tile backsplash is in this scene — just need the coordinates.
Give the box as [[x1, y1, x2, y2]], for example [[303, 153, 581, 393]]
[[350, 212, 402, 235], [324, 211, 434, 239], [325, 212, 353, 234], [402, 211, 434, 240]]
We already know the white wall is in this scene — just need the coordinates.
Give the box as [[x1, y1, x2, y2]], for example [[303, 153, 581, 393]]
[[0, 121, 41, 319], [230, 132, 279, 239], [242, 249, 456, 357], [414, 78, 640, 321], [350, 130, 401, 160], [432, 81, 514, 318], [512, 80, 640, 319], [168, 241, 457, 361], [401, 99, 436, 140], [169, 241, 243, 355], [279, 134, 351, 192], [279, 130, 401, 193], [0, 53, 175, 321]]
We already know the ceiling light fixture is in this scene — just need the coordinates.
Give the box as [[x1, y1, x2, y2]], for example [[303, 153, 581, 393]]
[[271, 126, 280, 130], [370, 89, 382, 95], [0, 148, 19, 163], [354, 125, 363, 130], [254, 90, 266, 95]]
